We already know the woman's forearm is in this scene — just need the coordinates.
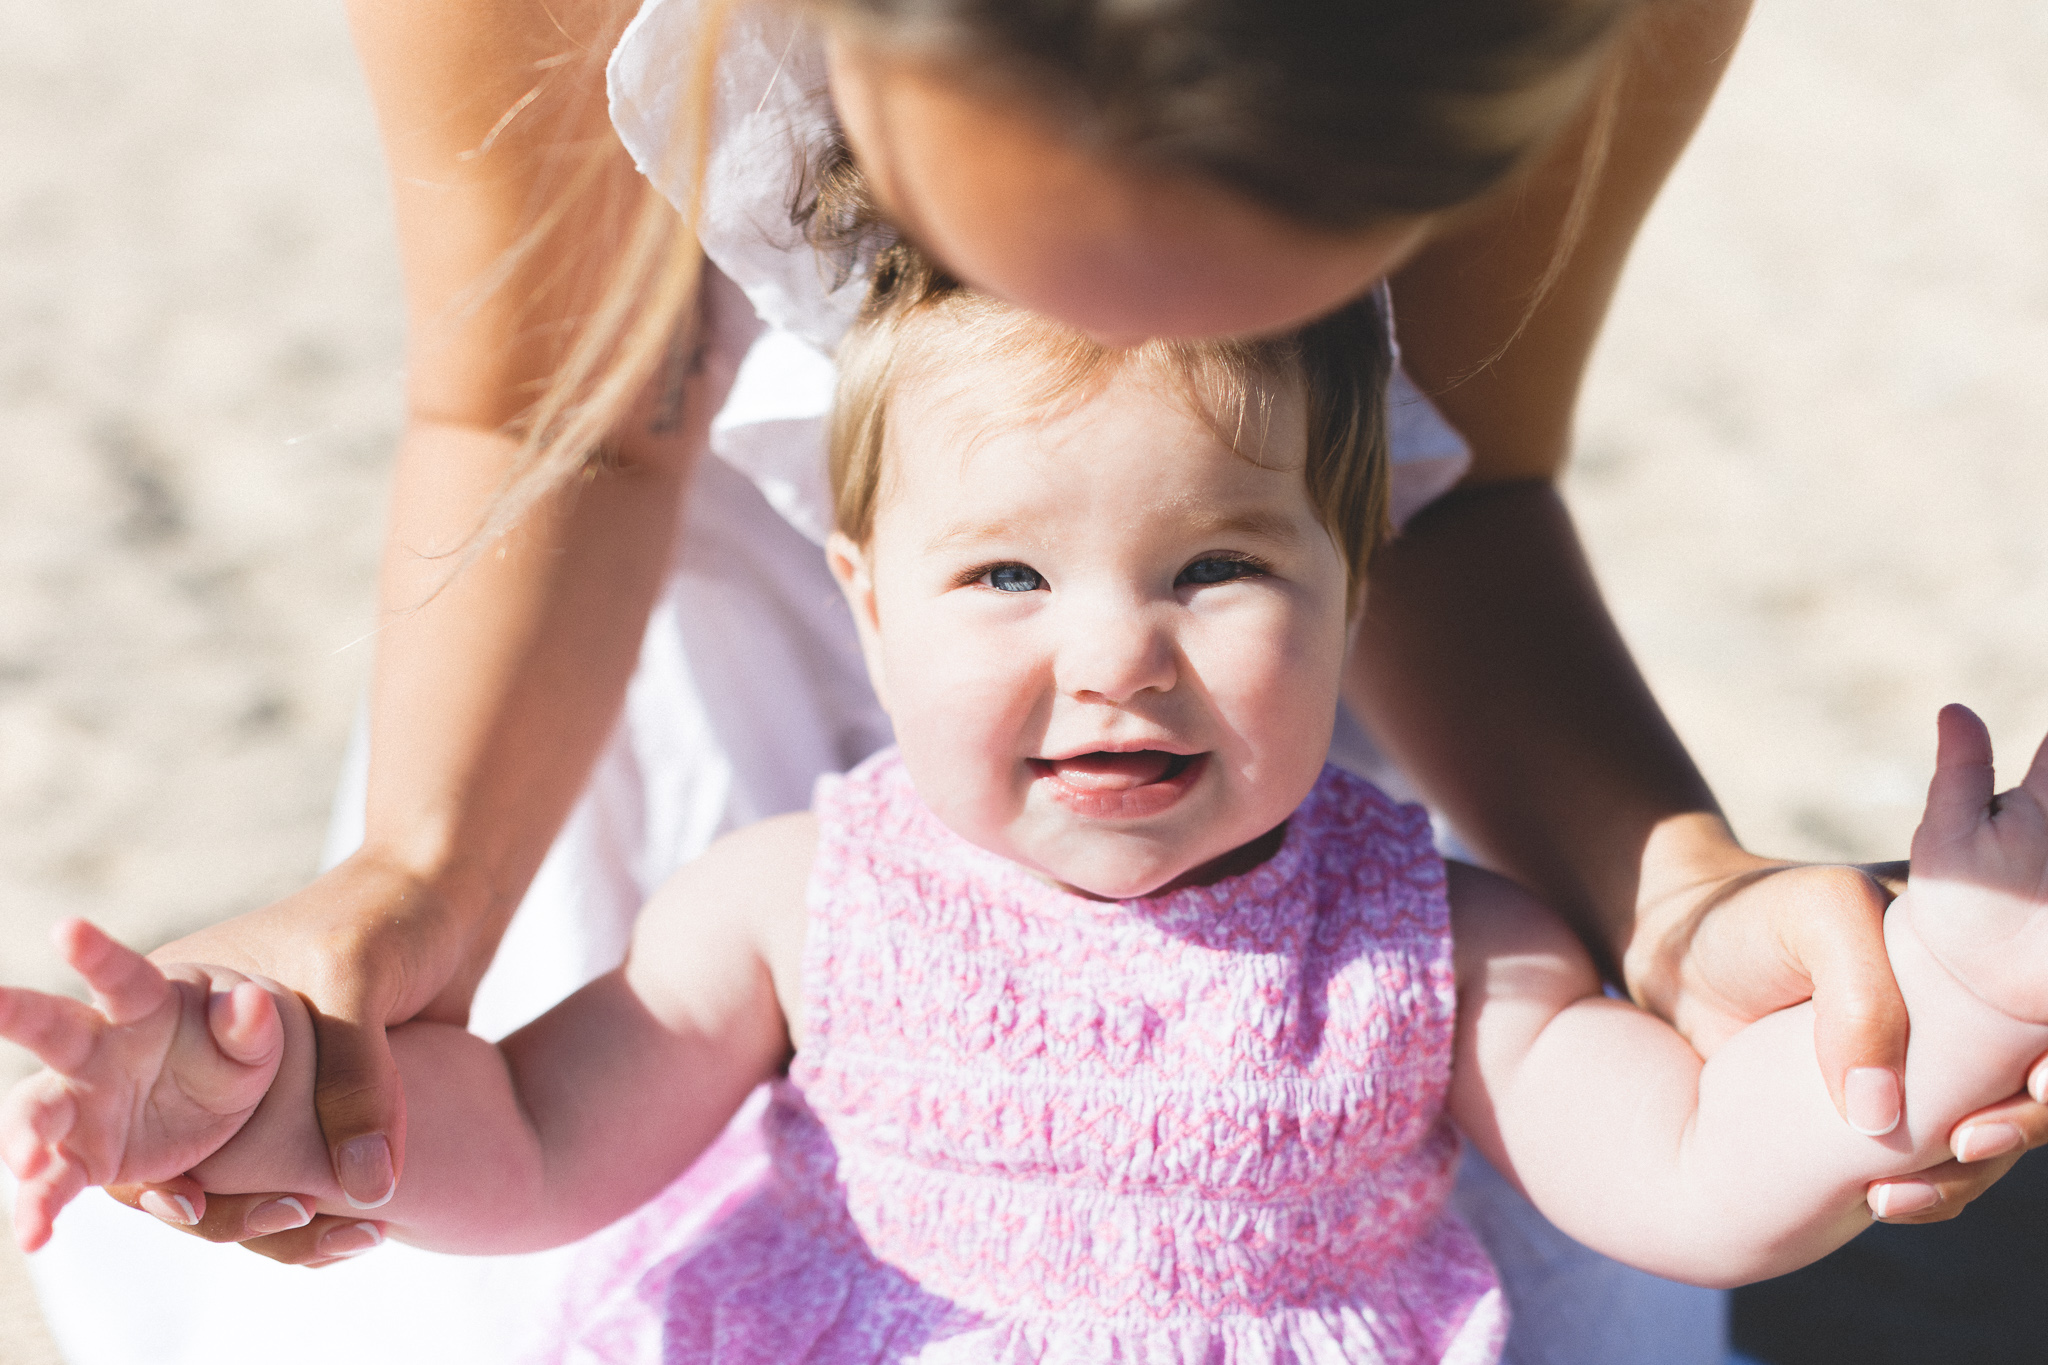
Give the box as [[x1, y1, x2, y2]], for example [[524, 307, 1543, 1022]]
[[357, 404, 695, 983], [1345, 480, 1727, 975], [1358, 0, 1757, 972], [337, 0, 720, 990]]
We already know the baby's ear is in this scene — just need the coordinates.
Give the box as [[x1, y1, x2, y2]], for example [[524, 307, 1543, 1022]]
[[825, 532, 891, 714]]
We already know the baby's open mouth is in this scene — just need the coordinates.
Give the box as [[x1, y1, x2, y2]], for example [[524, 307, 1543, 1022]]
[[1032, 753, 1204, 818], [1030, 750, 1201, 792]]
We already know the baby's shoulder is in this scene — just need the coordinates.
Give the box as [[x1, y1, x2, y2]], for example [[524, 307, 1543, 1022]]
[[639, 814, 816, 970], [633, 812, 818, 1051], [1443, 860, 1601, 1008], [698, 808, 820, 868], [692, 810, 818, 938], [711, 814, 817, 1038]]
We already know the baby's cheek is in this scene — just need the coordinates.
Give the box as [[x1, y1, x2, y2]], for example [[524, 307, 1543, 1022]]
[[888, 689, 1021, 821], [1226, 640, 1340, 736], [896, 751, 1029, 868]]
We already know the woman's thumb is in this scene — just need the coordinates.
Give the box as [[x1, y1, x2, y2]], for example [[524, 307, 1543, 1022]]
[[1793, 870, 1909, 1136], [308, 1009, 405, 1210]]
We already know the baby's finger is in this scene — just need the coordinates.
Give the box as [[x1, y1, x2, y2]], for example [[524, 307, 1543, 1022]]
[[55, 920, 168, 1027], [13, 1185, 56, 1253], [2016, 727, 2048, 807], [0, 1106, 51, 1184], [0, 985, 101, 1074], [0, 1078, 77, 1180], [208, 980, 282, 1069], [15, 1159, 90, 1252], [1920, 704, 1996, 837]]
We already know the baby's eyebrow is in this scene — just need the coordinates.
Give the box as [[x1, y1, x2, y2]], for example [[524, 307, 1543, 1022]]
[[925, 518, 1028, 554], [924, 507, 1303, 555], [1180, 508, 1306, 543]]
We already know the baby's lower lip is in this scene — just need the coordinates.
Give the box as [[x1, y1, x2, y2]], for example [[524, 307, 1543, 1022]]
[[1028, 751, 1206, 818]]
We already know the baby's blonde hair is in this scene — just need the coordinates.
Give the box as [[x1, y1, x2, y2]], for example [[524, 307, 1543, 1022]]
[[828, 251, 1393, 611]]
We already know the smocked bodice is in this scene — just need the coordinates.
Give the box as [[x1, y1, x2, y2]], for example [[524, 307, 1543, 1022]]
[[705, 753, 1506, 1361], [557, 753, 1503, 1361]]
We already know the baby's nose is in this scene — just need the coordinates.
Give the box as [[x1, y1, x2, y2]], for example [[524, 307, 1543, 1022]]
[[1055, 603, 1178, 703]]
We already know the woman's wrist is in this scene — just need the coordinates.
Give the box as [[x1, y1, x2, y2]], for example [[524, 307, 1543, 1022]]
[[317, 842, 521, 1012], [1617, 810, 1775, 1014], [345, 834, 517, 940]]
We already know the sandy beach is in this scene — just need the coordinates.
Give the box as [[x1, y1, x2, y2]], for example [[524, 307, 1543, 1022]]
[[2, 0, 2045, 1359]]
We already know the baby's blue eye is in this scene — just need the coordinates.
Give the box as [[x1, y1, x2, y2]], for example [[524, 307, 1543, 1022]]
[[984, 563, 1045, 593], [1178, 557, 1258, 587]]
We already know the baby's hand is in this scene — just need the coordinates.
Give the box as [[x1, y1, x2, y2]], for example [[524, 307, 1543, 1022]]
[[0, 920, 283, 1251], [1905, 705, 2048, 1024]]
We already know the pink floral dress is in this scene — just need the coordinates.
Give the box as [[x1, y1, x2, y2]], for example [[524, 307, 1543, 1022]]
[[552, 752, 1505, 1363]]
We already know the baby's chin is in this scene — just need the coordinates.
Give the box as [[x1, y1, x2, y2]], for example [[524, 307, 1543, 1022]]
[[905, 759, 1296, 900], [915, 811, 1200, 901], [1046, 863, 1193, 903], [987, 825, 1289, 903]]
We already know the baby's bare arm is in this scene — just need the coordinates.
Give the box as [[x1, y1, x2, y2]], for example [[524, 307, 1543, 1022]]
[[1448, 709, 2048, 1286], [1451, 879, 2046, 1285], [123, 814, 809, 1254]]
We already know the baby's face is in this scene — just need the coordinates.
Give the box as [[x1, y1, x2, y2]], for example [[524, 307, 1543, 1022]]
[[830, 353, 1351, 899]]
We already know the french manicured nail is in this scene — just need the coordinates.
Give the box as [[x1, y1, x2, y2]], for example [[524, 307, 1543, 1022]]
[[318, 1221, 383, 1258], [1845, 1067, 1902, 1137], [245, 1197, 312, 1235], [138, 1190, 198, 1226], [1869, 1181, 1939, 1220], [1953, 1122, 2024, 1164], [336, 1135, 395, 1210], [2029, 1061, 2048, 1105]]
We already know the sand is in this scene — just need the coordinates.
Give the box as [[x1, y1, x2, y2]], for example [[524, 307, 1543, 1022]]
[[2, 0, 2044, 1358]]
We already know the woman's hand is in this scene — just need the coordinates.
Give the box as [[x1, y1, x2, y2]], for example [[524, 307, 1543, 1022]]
[[103, 848, 476, 1264], [1628, 841, 2048, 1223], [1628, 850, 1907, 1119]]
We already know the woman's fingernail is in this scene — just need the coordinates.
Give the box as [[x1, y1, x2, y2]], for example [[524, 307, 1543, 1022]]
[[138, 1190, 198, 1226], [1846, 1067, 1902, 1137], [336, 1135, 395, 1210], [245, 1197, 312, 1235], [2029, 1061, 2048, 1106], [1869, 1181, 1940, 1220], [1953, 1122, 2025, 1164], [318, 1221, 383, 1258]]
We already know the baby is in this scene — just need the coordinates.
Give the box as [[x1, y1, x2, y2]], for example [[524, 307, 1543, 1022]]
[[5, 266, 2047, 1361]]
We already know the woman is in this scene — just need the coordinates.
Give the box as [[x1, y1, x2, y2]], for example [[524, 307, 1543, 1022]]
[[27, 0, 2047, 1362]]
